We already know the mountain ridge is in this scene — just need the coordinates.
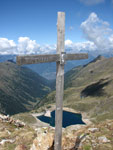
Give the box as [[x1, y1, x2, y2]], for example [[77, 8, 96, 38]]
[[0, 61, 51, 115], [37, 55, 113, 122]]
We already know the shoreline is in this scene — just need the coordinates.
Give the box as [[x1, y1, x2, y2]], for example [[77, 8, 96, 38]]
[[31, 106, 92, 128]]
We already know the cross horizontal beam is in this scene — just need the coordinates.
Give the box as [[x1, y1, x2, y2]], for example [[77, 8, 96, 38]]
[[65, 53, 88, 61], [16, 53, 88, 65], [16, 54, 59, 65]]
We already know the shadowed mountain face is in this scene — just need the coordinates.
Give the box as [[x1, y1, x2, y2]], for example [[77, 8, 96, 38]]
[[38, 56, 113, 122], [0, 61, 51, 115], [81, 79, 111, 97]]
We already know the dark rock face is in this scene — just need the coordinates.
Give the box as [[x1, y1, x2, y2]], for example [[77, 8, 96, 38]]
[[81, 79, 111, 97]]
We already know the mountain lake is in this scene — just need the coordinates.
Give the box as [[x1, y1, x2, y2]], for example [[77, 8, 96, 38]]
[[37, 110, 85, 128]]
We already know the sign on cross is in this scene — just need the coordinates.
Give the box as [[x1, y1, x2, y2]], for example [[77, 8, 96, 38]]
[[16, 12, 88, 150]]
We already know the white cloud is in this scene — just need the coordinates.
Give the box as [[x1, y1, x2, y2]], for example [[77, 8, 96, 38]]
[[81, 12, 113, 51], [65, 40, 97, 52], [0, 36, 107, 55], [65, 40, 73, 46], [39, 44, 56, 54], [17, 37, 40, 55], [0, 37, 57, 55], [65, 39, 96, 52], [80, 0, 104, 5], [1, 13, 113, 57], [0, 38, 16, 55]]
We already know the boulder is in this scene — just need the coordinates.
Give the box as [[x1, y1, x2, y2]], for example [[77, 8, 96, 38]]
[[15, 144, 27, 150], [98, 136, 110, 143], [0, 139, 15, 145], [30, 128, 54, 150], [30, 127, 78, 150], [88, 128, 99, 133]]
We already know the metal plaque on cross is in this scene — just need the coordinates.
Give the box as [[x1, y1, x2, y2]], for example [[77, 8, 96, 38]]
[[16, 12, 88, 150]]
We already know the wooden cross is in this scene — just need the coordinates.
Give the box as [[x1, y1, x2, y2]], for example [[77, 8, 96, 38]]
[[16, 12, 88, 150]]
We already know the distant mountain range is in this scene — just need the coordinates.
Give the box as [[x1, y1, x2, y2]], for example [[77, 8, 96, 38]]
[[0, 55, 16, 62], [26, 55, 94, 80], [1, 51, 113, 80], [23, 51, 113, 80], [0, 61, 51, 115], [0, 53, 94, 80]]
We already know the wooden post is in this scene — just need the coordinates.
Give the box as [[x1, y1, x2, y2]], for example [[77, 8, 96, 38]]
[[54, 12, 65, 150], [16, 11, 88, 150]]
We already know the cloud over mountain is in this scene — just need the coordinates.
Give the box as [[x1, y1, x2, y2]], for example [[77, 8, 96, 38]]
[[0, 37, 97, 55], [65, 40, 97, 52], [81, 12, 113, 51], [17, 37, 40, 54], [0, 37, 56, 55], [0, 38, 16, 54]]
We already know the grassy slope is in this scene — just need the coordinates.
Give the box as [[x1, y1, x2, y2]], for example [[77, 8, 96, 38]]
[[0, 61, 51, 115], [38, 56, 113, 121], [0, 120, 37, 150]]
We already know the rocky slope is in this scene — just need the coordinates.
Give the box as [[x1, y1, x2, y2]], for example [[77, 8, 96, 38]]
[[0, 113, 113, 150], [31, 120, 113, 150], [37, 56, 113, 122], [0, 61, 51, 115]]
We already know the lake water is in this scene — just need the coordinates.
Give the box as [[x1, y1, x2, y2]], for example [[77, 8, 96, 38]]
[[37, 110, 85, 128]]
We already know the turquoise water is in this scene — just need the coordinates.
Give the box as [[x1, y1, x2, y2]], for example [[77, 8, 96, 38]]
[[37, 110, 85, 128]]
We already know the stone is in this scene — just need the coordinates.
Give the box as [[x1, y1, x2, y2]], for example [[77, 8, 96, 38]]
[[0, 114, 25, 127], [44, 110, 51, 117], [98, 136, 110, 143], [30, 127, 77, 150], [0, 139, 15, 145], [88, 128, 99, 133], [30, 129, 54, 150], [15, 144, 27, 150]]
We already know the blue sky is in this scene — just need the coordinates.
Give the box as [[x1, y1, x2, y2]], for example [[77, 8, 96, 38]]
[[0, 0, 113, 55]]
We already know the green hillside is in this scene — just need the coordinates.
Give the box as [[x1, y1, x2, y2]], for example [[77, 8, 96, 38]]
[[38, 56, 113, 122], [0, 61, 51, 115]]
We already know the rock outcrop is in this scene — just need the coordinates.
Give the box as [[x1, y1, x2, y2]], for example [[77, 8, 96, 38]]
[[0, 113, 113, 150], [30, 120, 113, 150], [0, 114, 25, 127]]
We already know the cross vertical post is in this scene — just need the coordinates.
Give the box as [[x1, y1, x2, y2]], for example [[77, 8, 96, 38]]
[[16, 11, 88, 150], [54, 12, 65, 150]]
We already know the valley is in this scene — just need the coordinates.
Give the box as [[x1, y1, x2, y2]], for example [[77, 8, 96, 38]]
[[0, 56, 113, 149], [0, 61, 51, 115], [37, 56, 113, 123]]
